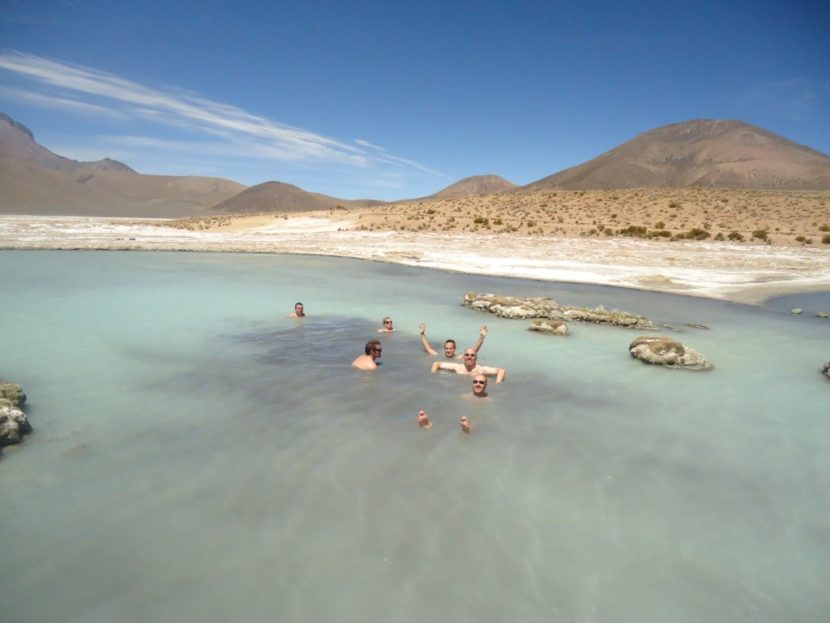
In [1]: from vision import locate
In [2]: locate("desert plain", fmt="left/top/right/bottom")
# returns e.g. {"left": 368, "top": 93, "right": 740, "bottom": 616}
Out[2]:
{"left": 3, "top": 187, "right": 830, "bottom": 305}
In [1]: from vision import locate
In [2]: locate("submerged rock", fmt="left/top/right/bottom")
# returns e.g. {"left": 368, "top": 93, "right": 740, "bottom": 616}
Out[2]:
{"left": 791, "top": 308, "right": 802, "bottom": 315}
{"left": 529, "top": 319, "right": 569, "bottom": 335}
{"left": 0, "top": 381, "right": 31, "bottom": 448}
{"left": 463, "top": 292, "right": 654, "bottom": 329}
{"left": 1, "top": 404, "right": 30, "bottom": 446}
{"left": 817, "top": 311, "right": 829, "bottom": 319}
{"left": 0, "top": 381, "right": 26, "bottom": 407}
{"left": 463, "top": 292, "right": 559, "bottom": 318}
{"left": 554, "top": 305, "right": 654, "bottom": 329}
{"left": 629, "top": 336, "right": 713, "bottom": 371}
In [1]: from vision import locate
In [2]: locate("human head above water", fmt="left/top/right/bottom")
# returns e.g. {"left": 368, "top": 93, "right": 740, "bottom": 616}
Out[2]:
{"left": 472, "top": 374, "right": 488, "bottom": 395}
{"left": 294, "top": 302, "right": 304, "bottom": 316}
{"left": 443, "top": 339, "right": 457, "bottom": 357}
{"left": 365, "top": 339, "right": 382, "bottom": 356}
{"left": 462, "top": 349, "right": 477, "bottom": 368}
{"left": 382, "top": 316, "right": 394, "bottom": 329}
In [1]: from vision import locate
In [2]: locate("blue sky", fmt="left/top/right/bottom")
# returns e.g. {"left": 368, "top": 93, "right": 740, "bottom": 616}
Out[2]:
{"left": 1, "top": 0, "right": 828, "bottom": 200}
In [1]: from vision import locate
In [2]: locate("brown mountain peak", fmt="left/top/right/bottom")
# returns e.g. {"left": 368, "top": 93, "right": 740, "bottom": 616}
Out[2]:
{"left": 430, "top": 174, "right": 516, "bottom": 199}
{"left": 526, "top": 119, "right": 830, "bottom": 191}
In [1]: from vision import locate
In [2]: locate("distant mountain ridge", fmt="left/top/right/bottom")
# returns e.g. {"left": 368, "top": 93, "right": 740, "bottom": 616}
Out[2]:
{"left": 3, "top": 113, "right": 830, "bottom": 218}
{"left": 429, "top": 174, "right": 516, "bottom": 199}
{"left": 525, "top": 119, "right": 830, "bottom": 191}
{"left": 0, "top": 112, "right": 244, "bottom": 217}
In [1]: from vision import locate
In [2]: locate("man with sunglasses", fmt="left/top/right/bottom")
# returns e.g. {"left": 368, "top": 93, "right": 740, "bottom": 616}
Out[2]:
{"left": 419, "top": 323, "right": 488, "bottom": 359}
{"left": 352, "top": 339, "right": 383, "bottom": 370}
{"left": 378, "top": 316, "right": 396, "bottom": 332}
{"left": 469, "top": 374, "right": 490, "bottom": 398}
{"left": 431, "top": 348, "right": 506, "bottom": 383}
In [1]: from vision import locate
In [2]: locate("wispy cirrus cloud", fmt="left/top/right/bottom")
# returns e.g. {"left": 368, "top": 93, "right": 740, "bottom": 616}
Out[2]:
{"left": 0, "top": 51, "right": 444, "bottom": 186}
{"left": 0, "top": 86, "right": 127, "bottom": 118}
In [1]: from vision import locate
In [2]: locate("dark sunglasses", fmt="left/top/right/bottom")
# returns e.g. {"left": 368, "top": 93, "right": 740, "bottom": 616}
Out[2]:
{"left": 473, "top": 380, "right": 486, "bottom": 385}
{"left": 463, "top": 353, "right": 476, "bottom": 357}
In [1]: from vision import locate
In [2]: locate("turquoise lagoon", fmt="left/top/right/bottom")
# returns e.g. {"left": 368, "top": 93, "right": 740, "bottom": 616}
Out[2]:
{"left": 1, "top": 250, "right": 829, "bottom": 623}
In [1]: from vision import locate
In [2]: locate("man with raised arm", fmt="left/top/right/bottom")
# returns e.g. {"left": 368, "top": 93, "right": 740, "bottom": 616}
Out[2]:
{"left": 431, "top": 348, "right": 506, "bottom": 383}
{"left": 419, "top": 324, "right": 487, "bottom": 359}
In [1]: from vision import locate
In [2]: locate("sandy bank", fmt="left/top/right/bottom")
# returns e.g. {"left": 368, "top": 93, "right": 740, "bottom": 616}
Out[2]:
{"left": 2, "top": 214, "right": 830, "bottom": 305}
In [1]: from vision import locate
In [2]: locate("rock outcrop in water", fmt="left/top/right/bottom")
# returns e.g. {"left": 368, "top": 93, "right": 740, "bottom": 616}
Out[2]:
{"left": 0, "top": 381, "right": 30, "bottom": 447}
{"left": 0, "top": 381, "right": 27, "bottom": 407}
{"left": 629, "top": 336, "right": 713, "bottom": 371}
{"left": 822, "top": 361, "right": 830, "bottom": 380}
{"left": 529, "top": 319, "right": 569, "bottom": 335}
{"left": 463, "top": 292, "right": 654, "bottom": 329}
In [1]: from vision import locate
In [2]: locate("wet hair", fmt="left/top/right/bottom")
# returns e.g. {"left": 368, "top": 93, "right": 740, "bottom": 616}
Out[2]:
{"left": 382, "top": 316, "right": 392, "bottom": 324}
{"left": 295, "top": 302, "right": 303, "bottom": 308}
{"left": 444, "top": 339, "right": 456, "bottom": 348}
{"left": 365, "top": 339, "right": 382, "bottom": 355}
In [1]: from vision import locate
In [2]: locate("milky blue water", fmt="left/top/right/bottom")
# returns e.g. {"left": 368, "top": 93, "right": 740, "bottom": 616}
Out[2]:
{"left": 2, "top": 250, "right": 829, "bottom": 623}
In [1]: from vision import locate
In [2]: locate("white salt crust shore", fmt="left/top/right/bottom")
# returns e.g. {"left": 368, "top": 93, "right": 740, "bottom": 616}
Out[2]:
{"left": 2, "top": 215, "right": 830, "bottom": 305}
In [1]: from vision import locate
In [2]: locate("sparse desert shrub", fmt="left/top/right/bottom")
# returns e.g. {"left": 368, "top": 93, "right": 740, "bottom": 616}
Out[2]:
{"left": 673, "top": 228, "right": 710, "bottom": 240}
{"left": 668, "top": 201, "right": 680, "bottom": 209}
{"left": 687, "top": 228, "right": 711, "bottom": 240}
{"left": 493, "top": 218, "right": 503, "bottom": 225}
{"left": 648, "top": 230, "right": 672, "bottom": 238}
{"left": 426, "top": 208, "right": 436, "bottom": 215}
{"left": 823, "top": 235, "right": 830, "bottom": 244}
{"left": 654, "top": 221, "right": 665, "bottom": 229}
{"left": 728, "top": 231, "right": 744, "bottom": 241}
{"left": 714, "top": 233, "right": 725, "bottom": 241}
{"left": 618, "top": 225, "right": 647, "bottom": 237}
{"left": 819, "top": 224, "right": 830, "bottom": 232}
{"left": 526, "top": 220, "right": 536, "bottom": 227}
{"left": 473, "top": 217, "right": 489, "bottom": 225}
{"left": 752, "top": 229, "right": 768, "bottom": 241}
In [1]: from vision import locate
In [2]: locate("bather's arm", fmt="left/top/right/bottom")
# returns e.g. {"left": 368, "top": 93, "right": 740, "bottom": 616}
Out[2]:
{"left": 420, "top": 323, "right": 438, "bottom": 356}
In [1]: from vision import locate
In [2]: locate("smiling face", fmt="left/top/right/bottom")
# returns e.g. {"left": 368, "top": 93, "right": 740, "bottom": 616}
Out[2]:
{"left": 443, "top": 339, "right": 457, "bottom": 358}
{"left": 382, "top": 317, "right": 394, "bottom": 330}
{"left": 472, "top": 374, "right": 488, "bottom": 396}
{"left": 462, "top": 349, "right": 478, "bottom": 370}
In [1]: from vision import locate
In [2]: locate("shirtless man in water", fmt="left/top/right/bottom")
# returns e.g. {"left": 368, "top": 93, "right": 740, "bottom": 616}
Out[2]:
{"left": 431, "top": 349, "right": 506, "bottom": 383}
{"left": 289, "top": 302, "right": 305, "bottom": 318}
{"left": 468, "top": 374, "right": 490, "bottom": 399}
{"left": 352, "top": 339, "right": 382, "bottom": 370}
{"left": 419, "top": 324, "right": 487, "bottom": 359}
